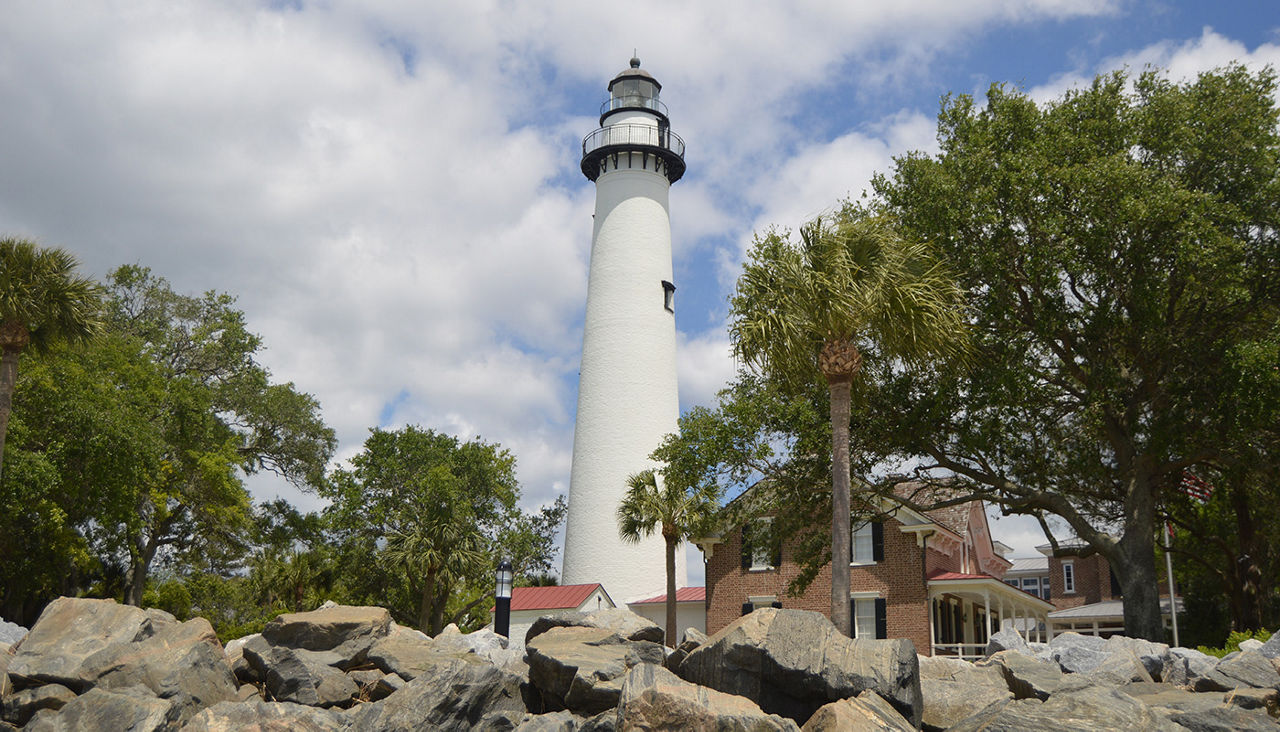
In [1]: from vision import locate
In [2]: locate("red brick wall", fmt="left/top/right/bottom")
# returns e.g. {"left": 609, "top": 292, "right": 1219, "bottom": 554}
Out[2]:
{"left": 705, "top": 516, "right": 933, "bottom": 655}
{"left": 1047, "top": 553, "right": 1118, "bottom": 609}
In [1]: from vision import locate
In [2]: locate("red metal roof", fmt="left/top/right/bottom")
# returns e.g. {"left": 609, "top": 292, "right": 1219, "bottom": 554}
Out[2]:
{"left": 509, "top": 584, "right": 605, "bottom": 612}
{"left": 629, "top": 586, "right": 706, "bottom": 605}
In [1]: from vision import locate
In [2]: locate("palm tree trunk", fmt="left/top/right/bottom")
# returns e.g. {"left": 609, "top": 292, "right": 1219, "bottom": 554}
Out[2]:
{"left": 0, "top": 345, "right": 21, "bottom": 482}
{"left": 828, "top": 375, "right": 853, "bottom": 637}
{"left": 419, "top": 566, "right": 437, "bottom": 633}
{"left": 665, "top": 535, "right": 677, "bottom": 648}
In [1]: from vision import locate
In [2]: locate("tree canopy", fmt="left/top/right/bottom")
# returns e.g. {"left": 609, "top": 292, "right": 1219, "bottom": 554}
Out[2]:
{"left": 858, "top": 64, "right": 1280, "bottom": 639}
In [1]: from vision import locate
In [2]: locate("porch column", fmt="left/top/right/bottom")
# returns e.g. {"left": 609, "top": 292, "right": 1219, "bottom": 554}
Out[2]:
{"left": 927, "top": 596, "right": 936, "bottom": 656}
{"left": 983, "top": 590, "right": 992, "bottom": 642}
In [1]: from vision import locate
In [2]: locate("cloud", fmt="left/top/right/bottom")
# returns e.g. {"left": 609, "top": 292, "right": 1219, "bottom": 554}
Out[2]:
{"left": 0, "top": 0, "right": 1134, "bottom": 554}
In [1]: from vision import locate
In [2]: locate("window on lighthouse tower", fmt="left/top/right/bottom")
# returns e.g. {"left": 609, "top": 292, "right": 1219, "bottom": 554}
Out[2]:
{"left": 662, "top": 280, "right": 676, "bottom": 313}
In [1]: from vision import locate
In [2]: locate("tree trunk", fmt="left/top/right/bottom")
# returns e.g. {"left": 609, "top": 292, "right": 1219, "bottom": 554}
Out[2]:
{"left": 126, "top": 534, "right": 155, "bottom": 607}
{"left": 419, "top": 566, "right": 437, "bottom": 633}
{"left": 664, "top": 534, "right": 677, "bottom": 648}
{"left": 1116, "top": 483, "right": 1163, "bottom": 641}
{"left": 828, "top": 375, "right": 853, "bottom": 637}
{"left": 1229, "top": 482, "right": 1264, "bottom": 631}
{"left": 0, "top": 345, "right": 22, "bottom": 482}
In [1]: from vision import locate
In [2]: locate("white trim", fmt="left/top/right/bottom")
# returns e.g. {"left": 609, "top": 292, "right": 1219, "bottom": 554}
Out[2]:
{"left": 1062, "top": 560, "right": 1076, "bottom": 594}
{"left": 849, "top": 591, "right": 882, "bottom": 599}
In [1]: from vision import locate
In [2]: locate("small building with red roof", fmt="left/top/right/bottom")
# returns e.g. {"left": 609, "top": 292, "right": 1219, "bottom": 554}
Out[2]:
{"left": 504, "top": 583, "right": 614, "bottom": 645}
{"left": 625, "top": 586, "right": 707, "bottom": 637}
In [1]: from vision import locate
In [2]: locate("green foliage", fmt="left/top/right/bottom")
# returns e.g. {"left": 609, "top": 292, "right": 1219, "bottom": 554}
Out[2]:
{"left": 854, "top": 64, "right": 1280, "bottom": 640}
{"left": 323, "top": 426, "right": 558, "bottom": 634}
{"left": 1196, "top": 628, "right": 1273, "bottom": 659}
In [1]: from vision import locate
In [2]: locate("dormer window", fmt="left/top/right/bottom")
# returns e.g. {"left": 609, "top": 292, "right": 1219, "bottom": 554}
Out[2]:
{"left": 662, "top": 280, "right": 676, "bottom": 312}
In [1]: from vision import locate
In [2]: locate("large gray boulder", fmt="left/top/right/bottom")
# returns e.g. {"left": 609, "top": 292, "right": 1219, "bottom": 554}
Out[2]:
{"left": 348, "top": 654, "right": 527, "bottom": 731}
{"left": 525, "top": 608, "right": 664, "bottom": 646}
{"left": 800, "top": 691, "right": 914, "bottom": 731}
{"left": 364, "top": 628, "right": 460, "bottom": 682}
{"left": 948, "top": 683, "right": 1183, "bottom": 731}
{"left": 1214, "top": 649, "right": 1280, "bottom": 690}
{"left": 1101, "top": 635, "right": 1168, "bottom": 679}
{"left": 919, "top": 677, "right": 1013, "bottom": 730}
{"left": 1257, "top": 632, "right": 1280, "bottom": 660}
{"left": 260, "top": 605, "right": 391, "bottom": 666}
{"left": 526, "top": 626, "right": 665, "bottom": 715}
{"left": 181, "top": 700, "right": 349, "bottom": 731}
{"left": 1161, "top": 646, "right": 1221, "bottom": 690}
{"left": 984, "top": 627, "right": 1030, "bottom": 657}
{"left": 1045, "top": 632, "right": 1107, "bottom": 674}
{"left": 1, "top": 683, "right": 76, "bottom": 727}
{"left": 916, "top": 654, "right": 1007, "bottom": 688}
{"left": 6, "top": 598, "right": 172, "bottom": 691}
{"left": 977, "top": 650, "right": 1065, "bottom": 700}
{"left": 512, "top": 710, "right": 582, "bottom": 731}
{"left": 615, "top": 663, "right": 798, "bottom": 731}
{"left": 676, "top": 608, "right": 922, "bottom": 728}
{"left": 0, "top": 619, "right": 25, "bottom": 647}
{"left": 1165, "top": 705, "right": 1280, "bottom": 731}
{"left": 23, "top": 686, "right": 179, "bottom": 732}
{"left": 79, "top": 617, "right": 238, "bottom": 723}
{"left": 241, "top": 642, "right": 358, "bottom": 708}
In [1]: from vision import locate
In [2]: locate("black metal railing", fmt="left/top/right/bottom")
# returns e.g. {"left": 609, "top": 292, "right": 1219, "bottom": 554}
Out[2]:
{"left": 599, "top": 94, "right": 669, "bottom": 118}
{"left": 581, "top": 123, "right": 685, "bottom": 159}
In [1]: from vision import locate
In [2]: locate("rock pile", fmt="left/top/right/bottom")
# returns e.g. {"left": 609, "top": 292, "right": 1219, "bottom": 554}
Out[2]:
{"left": 2, "top": 599, "right": 1278, "bottom": 730}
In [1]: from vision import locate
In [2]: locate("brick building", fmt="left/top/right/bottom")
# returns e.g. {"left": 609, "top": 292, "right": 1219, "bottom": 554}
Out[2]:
{"left": 696, "top": 483, "right": 1055, "bottom": 659}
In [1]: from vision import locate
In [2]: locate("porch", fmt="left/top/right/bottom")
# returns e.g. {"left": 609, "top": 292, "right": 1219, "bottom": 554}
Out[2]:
{"left": 927, "top": 571, "right": 1056, "bottom": 660}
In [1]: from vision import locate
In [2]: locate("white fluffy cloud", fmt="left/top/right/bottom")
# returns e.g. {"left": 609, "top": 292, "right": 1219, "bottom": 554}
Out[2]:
{"left": 14, "top": 0, "right": 1241, "bottom": 575}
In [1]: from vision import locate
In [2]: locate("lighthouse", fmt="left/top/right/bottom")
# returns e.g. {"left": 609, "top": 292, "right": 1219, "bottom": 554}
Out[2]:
{"left": 561, "top": 57, "right": 687, "bottom": 603}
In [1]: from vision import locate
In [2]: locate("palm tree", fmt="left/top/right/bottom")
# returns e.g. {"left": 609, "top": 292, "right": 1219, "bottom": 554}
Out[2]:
{"left": 0, "top": 238, "right": 101, "bottom": 479}
{"left": 617, "top": 468, "right": 716, "bottom": 647}
{"left": 729, "top": 211, "right": 967, "bottom": 637}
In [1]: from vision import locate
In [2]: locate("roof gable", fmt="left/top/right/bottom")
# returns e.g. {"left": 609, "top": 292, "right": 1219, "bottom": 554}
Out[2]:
{"left": 509, "top": 583, "right": 610, "bottom": 611}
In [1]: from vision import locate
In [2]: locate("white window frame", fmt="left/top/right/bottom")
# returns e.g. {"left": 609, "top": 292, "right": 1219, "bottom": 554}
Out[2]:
{"left": 850, "top": 521, "right": 876, "bottom": 566}
{"left": 748, "top": 595, "right": 777, "bottom": 611}
{"left": 750, "top": 518, "right": 774, "bottom": 571}
{"left": 1062, "top": 560, "right": 1075, "bottom": 594}
{"left": 851, "top": 591, "right": 879, "bottom": 639}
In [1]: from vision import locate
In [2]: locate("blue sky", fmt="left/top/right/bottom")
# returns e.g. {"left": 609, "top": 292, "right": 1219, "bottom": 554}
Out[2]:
{"left": 1, "top": 1, "right": 1277, "bottom": 586}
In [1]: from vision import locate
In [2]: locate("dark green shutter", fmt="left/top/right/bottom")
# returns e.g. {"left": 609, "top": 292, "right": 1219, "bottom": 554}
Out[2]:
{"left": 771, "top": 541, "right": 782, "bottom": 568}
{"left": 741, "top": 602, "right": 753, "bottom": 616}
{"left": 850, "top": 598, "right": 858, "bottom": 638}
{"left": 740, "top": 524, "right": 751, "bottom": 570}
{"left": 875, "top": 598, "right": 887, "bottom": 639}
{"left": 872, "top": 522, "right": 884, "bottom": 562}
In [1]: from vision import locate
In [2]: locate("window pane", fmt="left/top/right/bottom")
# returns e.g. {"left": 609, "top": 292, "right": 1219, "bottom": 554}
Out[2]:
{"left": 852, "top": 523, "right": 874, "bottom": 563}
{"left": 854, "top": 598, "right": 877, "bottom": 638}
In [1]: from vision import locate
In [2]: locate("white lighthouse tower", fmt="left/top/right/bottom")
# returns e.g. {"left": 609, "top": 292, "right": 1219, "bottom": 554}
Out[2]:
{"left": 561, "top": 57, "right": 687, "bottom": 603}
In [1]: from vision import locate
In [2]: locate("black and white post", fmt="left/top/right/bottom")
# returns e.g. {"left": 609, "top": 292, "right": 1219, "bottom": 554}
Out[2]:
{"left": 494, "top": 559, "right": 513, "bottom": 638}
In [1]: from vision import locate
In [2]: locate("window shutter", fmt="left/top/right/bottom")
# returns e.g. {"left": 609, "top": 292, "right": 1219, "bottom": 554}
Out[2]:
{"left": 741, "top": 602, "right": 753, "bottom": 616}
{"left": 740, "top": 524, "right": 751, "bottom": 570}
{"left": 772, "top": 542, "right": 782, "bottom": 569}
{"left": 871, "top": 522, "right": 884, "bottom": 562}
{"left": 875, "top": 598, "right": 887, "bottom": 639}
{"left": 771, "top": 601, "right": 782, "bottom": 609}
{"left": 850, "top": 599, "right": 858, "bottom": 638}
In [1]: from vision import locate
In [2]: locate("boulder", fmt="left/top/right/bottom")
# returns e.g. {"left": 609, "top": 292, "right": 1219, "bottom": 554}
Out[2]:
{"left": 616, "top": 663, "right": 798, "bottom": 731}
{"left": 181, "top": 700, "right": 348, "bottom": 731}
{"left": 1161, "top": 647, "right": 1221, "bottom": 690}
{"left": 1045, "top": 632, "right": 1108, "bottom": 674}
{"left": 526, "top": 626, "right": 665, "bottom": 715}
{"left": 525, "top": 608, "right": 664, "bottom": 646}
{"left": 431, "top": 627, "right": 528, "bottom": 676}
{"left": 79, "top": 617, "right": 238, "bottom": 723}
{"left": 948, "top": 683, "right": 1183, "bottom": 731}
{"left": 580, "top": 709, "right": 617, "bottom": 732}
{"left": 984, "top": 627, "right": 1029, "bottom": 657}
{"left": 1257, "top": 633, "right": 1280, "bottom": 660}
{"left": 1239, "top": 638, "right": 1264, "bottom": 653}
{"left": 348, "top": 654, "right": 526, "bottom": 731}
{"left": 1, "top": 683, "right": 76, "bottom": 727}
{"left": 1117, "top": 681, "right": 1223, "bottom": 715}
{"left": 260, "top": 605, "right": 391, "bottom": 666}
{"left": 1165, "top": 705, "right": 1280, "bottom": 731}
{"left": 241, "top": 642, "right": 357, "bottom": 708}
{"left": 1101, "top": 635, "right": 1168, "bottom": 678}
{"left": 1214, "top": 649, "right": 1280, "bottom": 690}
{"left": 676, "top": 608, "right": 922, "bottom": 728}
{"left": 6, "top": 597, "right": 170, "bottom": 691}
{"left": 977, "top": 650, "right": 1065, "bottom": 700}
{"left": 662, "top": 629, "right": 706, "bottom": 673}
{"left": 513, "top": 709, "right": 582, "bottom": 731}
{"left": 1223, "top": 686, "right": 1279, "bottom": 713}
{"left": 919, "top": 677, "right": 1012, "bottom": 730}
{"left": 916, "top": 655, "right": 1006, "bottom": 688}
{"left": 22, "top": 685, "right": 179, "bottom": 732}
{"left": 364, "top": 629, "right": 459, "bottom": 682}
{"left": 0, "top": 619, "right": 25, "bottom": 647}
{"left": 800, "top": 691, "right": 913, "bottom": 731}
{"left": 1048, "top": 631, "right": 1106, "bottom": 653}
